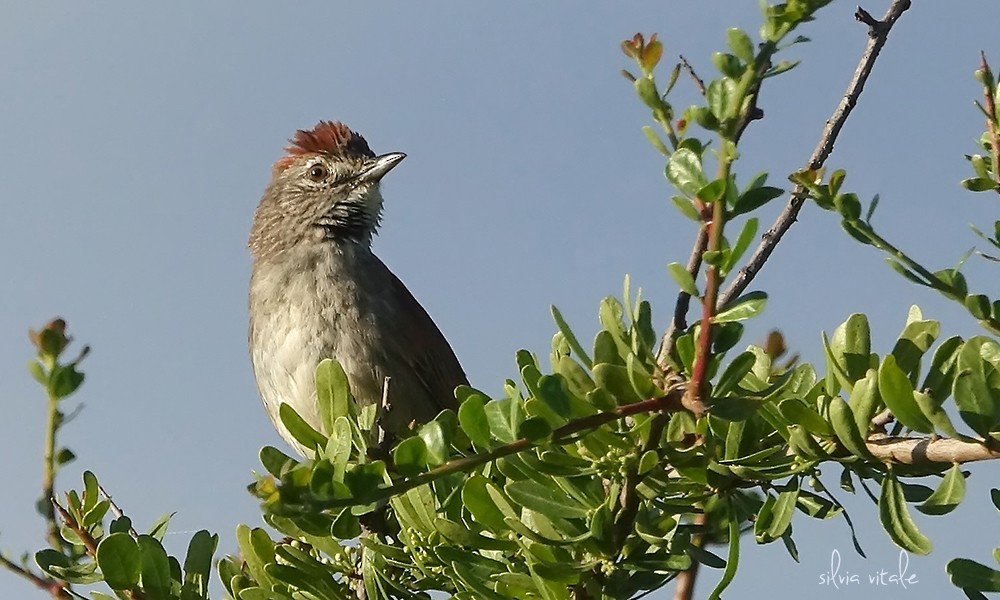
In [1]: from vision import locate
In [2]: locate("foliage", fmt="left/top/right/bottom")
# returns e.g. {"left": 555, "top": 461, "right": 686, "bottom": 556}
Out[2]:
{"left": 10, "top": 2, "right": 1000, "bottom": 600}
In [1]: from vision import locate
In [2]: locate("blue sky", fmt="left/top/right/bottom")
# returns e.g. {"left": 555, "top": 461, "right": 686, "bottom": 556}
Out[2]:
{"left": 2, "top": 2, "right": 1000, "bottom": 598}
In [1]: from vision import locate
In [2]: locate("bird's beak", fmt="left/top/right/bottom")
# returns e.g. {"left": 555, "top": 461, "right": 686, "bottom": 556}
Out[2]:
{"left": 359, "top": 152, "right": 406, "bottom": 183}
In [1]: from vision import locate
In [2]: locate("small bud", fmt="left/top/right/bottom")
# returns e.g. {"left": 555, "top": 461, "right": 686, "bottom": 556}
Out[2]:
{"left": 764, "top": 330, "right": 787, "bottom": 359}
{"left": 29, "top": 318, "right": 70, "bottom": 359}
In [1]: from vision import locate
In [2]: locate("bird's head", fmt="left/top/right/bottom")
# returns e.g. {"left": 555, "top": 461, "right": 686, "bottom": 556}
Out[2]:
{"left": 249, "top": 121, "right": 405, "bottom": 259}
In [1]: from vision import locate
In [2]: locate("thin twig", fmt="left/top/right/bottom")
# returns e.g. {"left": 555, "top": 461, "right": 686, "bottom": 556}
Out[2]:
{"left": 673, "top": 511, "right": 708, "bottom": 600}
{"left": 98, "top": 484, "right": 138, "bottom": 537}
{"left": 313, "top": 388, "right": 686, "bottom": 510}
{"left": 51, "top": 500, "right": 97, "bottom": 556}
{"left": 41, "top": 392, "right": 61, "bottom": 552}
{"left": 718, "top": 0, "right": 912, "bottom": 308}
{"left": 613, "top": 414, "right": 668, "bottom": 547}
{"left": 0, "top": 553, "right": 70, "bottom": 599}
{"left": 657, "top": 40, "right": 771, "bottom": 367}
{"left": 679, "top": 55, "right": 706, "bottom": 96}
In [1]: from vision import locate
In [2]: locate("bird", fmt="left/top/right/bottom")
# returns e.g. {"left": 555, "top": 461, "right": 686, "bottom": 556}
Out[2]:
{"left": 247, "top": 121, "right": 467, "bottom": 456}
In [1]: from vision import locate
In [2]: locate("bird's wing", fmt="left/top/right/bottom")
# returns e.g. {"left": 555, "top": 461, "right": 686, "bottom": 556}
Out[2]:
{"left": 380, "top": 257, "right": 467, "bottom": 413}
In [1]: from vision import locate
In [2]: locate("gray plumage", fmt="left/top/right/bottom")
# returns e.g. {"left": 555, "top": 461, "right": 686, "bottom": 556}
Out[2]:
{"left": 248, "top": 121, "right": 466, "bottom": 456}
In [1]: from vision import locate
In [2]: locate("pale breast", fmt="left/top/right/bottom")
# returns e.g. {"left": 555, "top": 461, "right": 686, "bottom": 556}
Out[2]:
{"left": 249, "top": 242, "right": 386, "bottom": 454}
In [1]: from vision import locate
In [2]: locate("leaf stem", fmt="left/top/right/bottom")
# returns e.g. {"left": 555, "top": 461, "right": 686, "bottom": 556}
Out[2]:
{"left": 42, "top": 389, "right": 61, "bottom": 553}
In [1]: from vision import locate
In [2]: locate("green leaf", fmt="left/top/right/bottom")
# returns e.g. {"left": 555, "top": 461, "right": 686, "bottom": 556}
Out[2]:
{"left": 712, "top": 291, "right": 767, "bottom": 324}
{"left": 961, "top": 177, "right": 1000, "bottom": 192}
{"left": 916, "top": 464, "right": 966, "bottom": 516}
{"left": 778, "top": 399, "right": 832, "bottom": 436}
{"left": 733, "top": 186, "right": 783, "bottom": 216}
{"left": 886, "top": 258, "right": 930, "bottom": 286}
{"left": 955, "top": 337, "right": 1000, "bottom": 437}
{"left": 463, "top": 475, "right": 519, "bottom": 532}
{"left": 847, "top": 370, "right": 880, "bottom": 436}
{"left": 83, "top": 470, "right": 99, "bottom": 512}
{"left": 331, "top": 507, "right": 361, "bottom": 540}
{"left": 668, "top": 262, "right": 699, "bottom": 296}
{"left": 593, "top": 363, "right": 641, "bottom": 404}
{"left": 948, "top": 558, "right": 1000, "bottom": 592}
{"left": 878, "top": 355, "right": 933, "bottom": 433}
{"left": 483, "top": 398, "right": 518, "bottom": 443}
{"left": 458, "top": 392, "right": 491, "bottom": 448}
{"left": 715, "top": 351, "right": 755, "bottom": 397}
{"left": 551, "top": 305, "right": 592, "bottom": 369}
{"left": 762, "top": 485, "right": 799, "bottom": 541}
{"left": 666, "top": 148, "right": 708, "bottom": 196}
{"left": 534, "top": 374, "right": 574, "bottom": 419}
{"left": 726, "top": 27, "right": 754, "bottom": 62}
{"left": 96, "top": 532, "right": 141, "bottom": 590}
{"left": 517, "top": 416, "right": 552, "bottom": 442}
{"left": 891, "top": 315, "right": 940, "bottom": 384}
{"left": 830, "top": 313, "right": 872, "bottom": 387}
{"left": 315, "top": 358, "right": 350, "bottom": 433}
{"left": 671, "top": 195, "right": 701, "bottom": 221}
{"left": 278, "top": 403, "right": 326, "bottom": 451}
{"left": 327, "top": 417, "right": 352, "bottom": 482}
{"left": 137, "top": 535, "right": 172, "bottom": 600}
{"left": 786, "top": 424, "right": 828, "bottom": 460}
{"left": 235, "top": 526, "right": 276, "bottom": 590}
{"left": 698, "top": 178, "right": 728, "bottom": 203}
{"left": 345, "top": 462, "right": 387, "bottom": 503}
{"left": 724, "top": 217, "right": 759, "bottom": 272}
{"left": 713, "top": 322, "right": 744, "bottom": 354}
{"left": 764, "top": 59, "right": 800, "bottom": 77}
{"left": 922, "top": 335, "right": 963, "bottom": 399}
{"left": 642, "top": 125, "right": 669, "bottom": 156}
{"left": 712, "top": 52, "right": 743, "bottom": 78}
{"left": 146, "top": 513, "right": 174, "bottom": 540}
{"left": 108, "top": 515, "right": 132, "bottom": 533}
{"left": 435, "top": 518, "right": 517, "bottom": 551}
{"left": 182, "top": 530, "right": 218, "bottom": 599}
{"left": 505, "top": 480, "right": 589, "bottom": 519}
{"left": 829, "top": 397, "right": 872, "bottom": 459}
{"left": 27, "top": 360, "right": 47, "bottom": 385}
{"left": 878, "top": 472, "right": 932, "bottom": 555}
{"left": 967, "top": 294, "right": 993, "bottom": 320}
{"left": 710, "top": 396, "right": 759, "bottom": 421}
{"left": 36, "top": 549, "right": 100, "bottom": 583}
{"left": 49, "top": 364, "right": 84, "bottom": 398}
{"left": 418, "top": 420, "right": 449, "bottom": 466}
{"left": 934, "top": 268, "right": 968, "bottom": 296}
{"left": 392, "top": 436, "right": 428, "bottom": 474}
{"left": 687, "top": 544, "right": 727, "bottom": 568}
{"left": 707, "top": 78, "right": 738, "bottom": 121}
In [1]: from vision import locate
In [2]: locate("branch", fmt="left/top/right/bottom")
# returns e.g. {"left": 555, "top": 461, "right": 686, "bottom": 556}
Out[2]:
{"left": 51, "top": 500, "right": 97, "bottom": 556}
{"left": 672, "top": 511, "right": 707, "bottom": 600}
{"left": 866, "top": 434, "right": 1000, "bottom": 464}
{"left": 679, "top": 54, "right": 706, "bottom": 96}
{"left": 656, "top": 228, "right": 708, "bottom": 367}
{"left": 313, "top": 388, "right": 686, "bottom": 510}
{"left": 0, "top": 553, "right": 70, "bottom": 599}
{"left": 718, "top": 0, "right": 912, "bottom": 308}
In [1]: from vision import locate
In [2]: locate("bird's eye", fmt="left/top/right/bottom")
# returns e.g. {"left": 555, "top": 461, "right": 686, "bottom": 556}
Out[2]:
{"left": 307, "top": 163, "right": 329, "bottom": 181}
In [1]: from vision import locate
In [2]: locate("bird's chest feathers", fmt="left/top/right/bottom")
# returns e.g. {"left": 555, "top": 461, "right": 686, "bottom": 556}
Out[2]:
{"left": 250, "top": 244, "right": 388, "bottom": 422}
